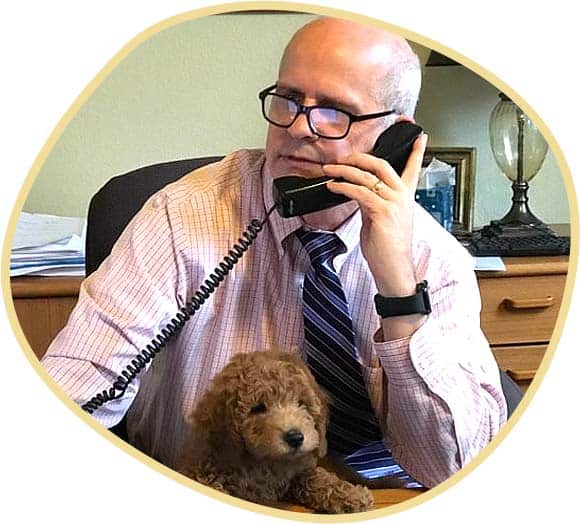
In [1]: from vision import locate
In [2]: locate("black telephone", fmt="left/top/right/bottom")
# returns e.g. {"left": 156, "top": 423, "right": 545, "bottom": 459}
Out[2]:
{"left": 273, "top": 121, "right": 423, "bottom": 217}
{"left": 82, "top": 121, "right": 423, "bottom": 414}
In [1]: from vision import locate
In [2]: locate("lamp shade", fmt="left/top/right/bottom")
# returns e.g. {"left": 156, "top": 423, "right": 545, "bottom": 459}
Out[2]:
{"left": 489, "top": 93, "right": 548, "bottom": 182}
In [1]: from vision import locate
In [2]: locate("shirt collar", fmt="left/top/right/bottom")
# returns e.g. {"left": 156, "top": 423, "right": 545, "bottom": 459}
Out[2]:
{"left": 333, "top": 208, "right": 362, "bottom": 254}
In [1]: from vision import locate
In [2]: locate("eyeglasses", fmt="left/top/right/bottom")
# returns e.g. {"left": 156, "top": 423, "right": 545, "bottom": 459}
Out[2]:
{"left": 258, "top": 84, "right": 396, "bottom": 139}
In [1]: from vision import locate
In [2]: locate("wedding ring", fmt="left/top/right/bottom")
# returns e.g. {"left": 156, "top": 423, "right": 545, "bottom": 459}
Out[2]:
{"left": 371, "top": 179, "right": 385, "bottom": 194}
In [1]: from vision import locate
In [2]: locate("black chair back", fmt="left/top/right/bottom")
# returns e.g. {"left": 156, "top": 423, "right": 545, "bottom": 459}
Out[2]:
{"left": 85, "top": 156, "right": 222, "bottom": 276}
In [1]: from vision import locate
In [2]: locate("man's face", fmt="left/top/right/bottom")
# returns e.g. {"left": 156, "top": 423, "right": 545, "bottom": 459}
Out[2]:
{"left": 264, "top": 38, "right": 390, "bottom": 181}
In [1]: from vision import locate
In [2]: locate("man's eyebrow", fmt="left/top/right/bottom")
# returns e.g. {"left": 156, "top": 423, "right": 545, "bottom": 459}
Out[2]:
{"left": 315, "top": 94, "right": 359, "bottom": 114}
{"left": 275, "top": 84, "right": 303, "bottom": 97}
{"left": 276, "top": 84, "right": 359, "bottom": 114}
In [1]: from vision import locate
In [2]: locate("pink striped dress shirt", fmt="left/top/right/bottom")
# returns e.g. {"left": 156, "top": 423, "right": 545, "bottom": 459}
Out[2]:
{"left": 42, "top": 149, "right": 507, "bottom": 487}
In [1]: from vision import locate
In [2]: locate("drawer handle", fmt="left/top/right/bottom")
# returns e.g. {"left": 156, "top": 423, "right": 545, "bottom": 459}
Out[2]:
{"left": 506, "top": 369, "right": 536, "bottom": 381}
{"left": 502, "top": 296, "right": 555, "bottom": 310}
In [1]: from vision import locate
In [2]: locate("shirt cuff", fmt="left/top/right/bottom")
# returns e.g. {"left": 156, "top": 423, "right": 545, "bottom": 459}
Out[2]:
{"left": 373, "top": 318, "right": 455, "bottom": 391}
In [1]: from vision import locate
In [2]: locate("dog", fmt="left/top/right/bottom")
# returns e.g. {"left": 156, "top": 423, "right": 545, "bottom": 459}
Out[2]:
{"left": 177, "top": 350, "right": 373, "bottom": 513}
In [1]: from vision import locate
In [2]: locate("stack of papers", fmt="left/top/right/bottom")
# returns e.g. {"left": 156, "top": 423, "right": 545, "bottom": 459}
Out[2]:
{"left": 10, "top": 212, "right": 86, "bottom": 277}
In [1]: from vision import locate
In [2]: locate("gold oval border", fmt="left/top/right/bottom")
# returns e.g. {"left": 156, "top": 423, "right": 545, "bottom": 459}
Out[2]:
{"left": 2, "top": 1, "right": 578, "bottom": 522}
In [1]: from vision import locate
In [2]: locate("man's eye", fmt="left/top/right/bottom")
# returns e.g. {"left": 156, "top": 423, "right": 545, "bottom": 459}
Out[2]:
{"left": 250, "top": 402, "right": 267, "bottom": 414}
{"left": 283, "top": 96, "right": 301, "bottom": 105}
{"left": 320, "top": 104, "right": 349, "bottom": 116}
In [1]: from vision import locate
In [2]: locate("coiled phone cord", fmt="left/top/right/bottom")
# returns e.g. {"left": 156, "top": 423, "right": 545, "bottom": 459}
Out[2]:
{"left": 82, "top": 204, "right": 277, "bottom": 414}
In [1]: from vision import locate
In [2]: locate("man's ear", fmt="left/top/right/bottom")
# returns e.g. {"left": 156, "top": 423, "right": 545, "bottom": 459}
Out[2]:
{"left": 395, "top": 115, "right": 416, "bottom": 124}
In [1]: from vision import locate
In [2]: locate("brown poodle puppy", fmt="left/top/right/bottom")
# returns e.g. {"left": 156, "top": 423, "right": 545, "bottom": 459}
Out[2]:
{"left": 177, "top": 350, "right": 373, "bottom": 513}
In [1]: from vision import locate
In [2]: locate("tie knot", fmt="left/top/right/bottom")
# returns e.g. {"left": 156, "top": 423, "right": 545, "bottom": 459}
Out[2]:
{"left": 296, "top": 229, "right": 345, "bottom": 267}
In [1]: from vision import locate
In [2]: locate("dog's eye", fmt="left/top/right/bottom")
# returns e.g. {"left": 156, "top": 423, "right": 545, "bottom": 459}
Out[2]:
{"left": 250, "top": 402, "right": 267, "bottom": 415}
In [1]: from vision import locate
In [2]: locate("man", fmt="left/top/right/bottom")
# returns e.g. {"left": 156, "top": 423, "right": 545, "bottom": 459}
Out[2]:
{"left": 42, "top": 17, "right": 507, "bottom": 488}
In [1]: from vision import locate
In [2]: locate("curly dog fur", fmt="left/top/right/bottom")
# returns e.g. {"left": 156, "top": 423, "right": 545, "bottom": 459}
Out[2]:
{"left": 177, "top": 350, "right": 373, "bottom": 513}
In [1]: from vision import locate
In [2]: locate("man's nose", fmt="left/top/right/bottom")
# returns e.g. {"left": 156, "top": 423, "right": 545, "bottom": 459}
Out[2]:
{"left": 287, "top": 112, "right": 316, "bottom": 140}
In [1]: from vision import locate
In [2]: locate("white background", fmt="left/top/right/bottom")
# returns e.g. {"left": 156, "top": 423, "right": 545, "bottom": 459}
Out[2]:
{"left": 2, "top": 1, "right": 578, "bottom": 522}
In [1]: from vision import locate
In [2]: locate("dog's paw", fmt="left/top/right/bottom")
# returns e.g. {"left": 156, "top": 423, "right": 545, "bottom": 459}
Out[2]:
{"left": 342, "top": 484, "right": 374, "bottom": 513}
{"left": 326, "top": 483, "right": 374, "bottom": 513}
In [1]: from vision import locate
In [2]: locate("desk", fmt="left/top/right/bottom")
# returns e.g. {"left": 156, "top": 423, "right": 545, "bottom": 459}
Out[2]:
{"left": 477, "top": 256, "right": 568, "bottom": 391}
{"left": 10, "top": 276, "right": 83, "bottom": 360}
{"left": 274, "top": 487, "right": 425, "bottom": 513}
{"left": 10, "top": 255, "right": 569, "bottom": 387}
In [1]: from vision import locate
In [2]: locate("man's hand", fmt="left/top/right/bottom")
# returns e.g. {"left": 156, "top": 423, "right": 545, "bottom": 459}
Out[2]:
{"left": 324, "top": 133, "right": 428, "bottom": 341}
{"left": 324, "top": 133, "right": 428, "bottom": 298}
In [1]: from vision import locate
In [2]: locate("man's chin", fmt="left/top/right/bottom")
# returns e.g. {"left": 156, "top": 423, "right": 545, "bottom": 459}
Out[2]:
{"left": 271, "top": 158, "right": 325, "bottom": 179}
{"left": 301, "top": 200, "right": 359, "bottom": 231}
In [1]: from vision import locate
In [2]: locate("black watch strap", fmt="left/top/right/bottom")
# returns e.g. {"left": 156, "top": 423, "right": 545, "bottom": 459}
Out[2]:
{"left": 374, "top": 280, "right": 431, "bottom": 318}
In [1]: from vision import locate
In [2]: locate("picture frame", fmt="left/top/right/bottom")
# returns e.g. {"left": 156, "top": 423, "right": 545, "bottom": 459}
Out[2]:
{"left": 423, "top": 147, "right": 476, "bottom": 233}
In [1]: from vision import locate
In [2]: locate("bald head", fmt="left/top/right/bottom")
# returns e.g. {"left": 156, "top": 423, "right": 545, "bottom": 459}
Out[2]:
{"left": 280, "top": 17, "right": 421, "bottom": 117}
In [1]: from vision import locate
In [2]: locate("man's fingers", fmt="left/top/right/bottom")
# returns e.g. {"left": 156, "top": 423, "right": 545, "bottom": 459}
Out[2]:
{"left": 323, "top": 154, "right": 401, "bottom": 190}
{"left": 400, "top": 133, "right": 428, "bottom": 192}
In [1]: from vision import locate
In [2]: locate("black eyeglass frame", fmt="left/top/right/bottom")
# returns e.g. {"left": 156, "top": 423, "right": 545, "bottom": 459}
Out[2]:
{"left": 258, "top": 84, "right": 396, "bottom": 139}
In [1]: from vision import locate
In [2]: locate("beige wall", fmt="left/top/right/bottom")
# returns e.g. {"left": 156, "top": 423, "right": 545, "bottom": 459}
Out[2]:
{"left": 24, "top": 12, "right": 569, "bottom": 228}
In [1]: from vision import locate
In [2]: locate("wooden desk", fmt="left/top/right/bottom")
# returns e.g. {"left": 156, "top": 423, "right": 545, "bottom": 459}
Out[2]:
{"left": 10, "top": 255, "right": 570, "bottom": 388}
{"left": 477, "top": 256, "right": 568, "bottom": 391}
{"left": 274, "top": 487, "right": 425, "bottom": 513}
{"left": 10, "top": 276, "right": 83, "bottom": 360}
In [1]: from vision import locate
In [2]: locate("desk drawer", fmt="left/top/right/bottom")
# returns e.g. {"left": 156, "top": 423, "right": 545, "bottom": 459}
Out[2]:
{"left": 13, "top": 296, "right": 78, "bottom": 360}
{"left": 479, "top": 274, "right": 566, "bottom": 345}
{"left": 492, "top": 344, "right": 547, "bottom": 392}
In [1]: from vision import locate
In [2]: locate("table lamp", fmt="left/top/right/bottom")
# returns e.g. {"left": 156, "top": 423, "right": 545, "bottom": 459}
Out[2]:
{"left": 488, "top": 92, "right": 549, "bottom": 229}
{"left": 464, "top": 95, "right": 569, "bottom": 256}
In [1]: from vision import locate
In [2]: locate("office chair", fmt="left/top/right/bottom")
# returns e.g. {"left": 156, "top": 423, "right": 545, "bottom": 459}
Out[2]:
{"left": 85, "top": 157, "right": 523, "bottom": 435}
{"left": 85, "top": 156, "right": 223, "bottom": 276}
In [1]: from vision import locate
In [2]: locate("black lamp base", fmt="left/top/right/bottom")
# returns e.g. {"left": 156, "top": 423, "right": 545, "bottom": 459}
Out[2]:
{"left": 479, "top": 220, "right": 555, "bottom": 239}
{"left": 493, "top": 180, "right": 549, "bottom": 229}
{"left": 465, "top": 181, "right": 569, "bottom": 256}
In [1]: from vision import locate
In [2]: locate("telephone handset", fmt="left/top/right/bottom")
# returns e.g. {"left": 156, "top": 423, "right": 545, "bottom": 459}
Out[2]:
{"left": 273, "top": 121, "right": 423, "bottom": 218}
{"left": 83, "top": 121, "right": 423, "bottom": 414}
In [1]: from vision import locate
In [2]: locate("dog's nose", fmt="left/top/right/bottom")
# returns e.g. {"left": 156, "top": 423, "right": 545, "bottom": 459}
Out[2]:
{"left": 284, "top": 428, "right": 304, "bottom": 449}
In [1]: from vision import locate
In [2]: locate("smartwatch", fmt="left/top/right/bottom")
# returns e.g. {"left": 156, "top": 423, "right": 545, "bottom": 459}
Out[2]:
{"left": 374, "top": 280, "right": 431, "bottom": 318}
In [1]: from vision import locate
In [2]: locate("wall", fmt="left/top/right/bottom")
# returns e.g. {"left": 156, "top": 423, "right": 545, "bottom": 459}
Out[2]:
{"left": 23, "top": 12, "right": 570, "bottom": 228}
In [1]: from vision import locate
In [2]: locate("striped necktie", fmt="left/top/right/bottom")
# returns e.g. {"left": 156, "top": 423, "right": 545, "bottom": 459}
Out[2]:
{"left": 296, "top": 229, "right": 421, "bottom": 487}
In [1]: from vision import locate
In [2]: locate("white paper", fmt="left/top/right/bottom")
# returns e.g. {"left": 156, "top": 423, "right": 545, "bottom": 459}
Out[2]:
{"left": 10, "top": 212, "right": 86, "bottom": 277}
{"left": 12, "top": 212, "right": 85, "bottom": 250}
{"left": 473, "top": 256, "right": 506, "bottom": 271}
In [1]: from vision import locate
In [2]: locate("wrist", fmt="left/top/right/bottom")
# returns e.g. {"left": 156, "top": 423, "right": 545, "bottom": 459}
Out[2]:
{"left": 375, "top": 272, "right": 417, "bottom": 297}
{"left": 379, "top": 314, "right": 426, "bottom": 342}
{"left": 374, "top": 280, "right": 431, "bottom": 318}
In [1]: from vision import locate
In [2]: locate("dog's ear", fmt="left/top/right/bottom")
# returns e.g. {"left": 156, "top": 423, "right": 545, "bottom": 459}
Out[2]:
{"left": 185, "top": 387, "right": 229, "bottom": 461}
{"left": 313, "top": 387, "right": 329, "bottom": 458}
{"left": 185, "top": 364, "right": 246, "bottom": 464}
